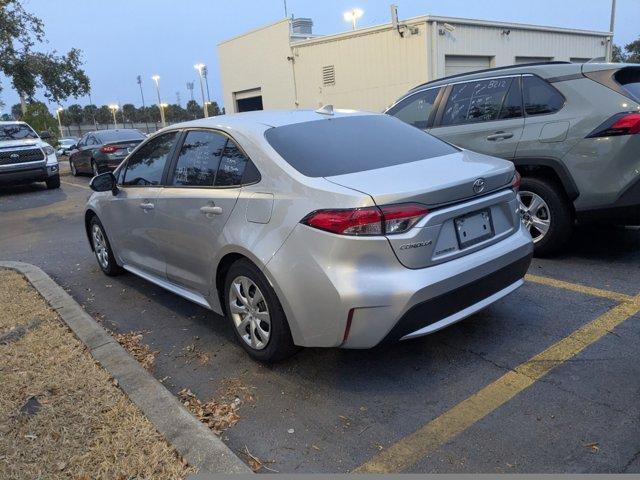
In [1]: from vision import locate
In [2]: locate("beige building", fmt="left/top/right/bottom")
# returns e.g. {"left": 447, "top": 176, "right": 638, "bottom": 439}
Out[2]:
{"left": 218, "top": 13, "right": 610, "bottom": 113}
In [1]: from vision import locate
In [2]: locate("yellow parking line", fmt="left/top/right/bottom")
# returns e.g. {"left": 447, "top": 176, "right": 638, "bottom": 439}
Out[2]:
{"left": 60, "top": 180, "right": 90, "bottom": 191}
{"left": 355, "top": 295, "right": 640, "bottom": 473}
{"left": 525, "top": 273, "right": 633, "bottom": 303}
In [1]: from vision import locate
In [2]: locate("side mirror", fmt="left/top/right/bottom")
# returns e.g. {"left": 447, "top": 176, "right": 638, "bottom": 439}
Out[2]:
{"left": 90, "top": 172, "right": 118, "bottom": 195}
{"left": 40, "top": 131, "right": 52, "bottom": 140}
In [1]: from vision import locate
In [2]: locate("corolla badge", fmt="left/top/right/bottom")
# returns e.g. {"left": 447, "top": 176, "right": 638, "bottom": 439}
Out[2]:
{"left": 473, "top": 178, "right": 486, "bottom": 194}
{"left": 10, "top": 153, "right": 19, "bottom": 159}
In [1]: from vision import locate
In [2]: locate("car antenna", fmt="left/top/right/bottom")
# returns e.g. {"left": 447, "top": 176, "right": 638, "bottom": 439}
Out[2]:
{"left": 315, "top": 104, "right": 334, "bottom": 116}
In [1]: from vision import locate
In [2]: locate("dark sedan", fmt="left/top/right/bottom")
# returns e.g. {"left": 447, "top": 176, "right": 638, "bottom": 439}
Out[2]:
{"left": 69, "top": 129, "right": 146, "bottom": 176}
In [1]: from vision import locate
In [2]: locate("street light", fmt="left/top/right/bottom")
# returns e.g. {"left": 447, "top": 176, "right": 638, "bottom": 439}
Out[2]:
{"left": 152, "top": 74, "right": 166, "bottom": 127}
{"left": 56, "top": 107, "right": 64, "bottom": 137}
{"left": 108, "top": 104, "right": 119, "bottom": 129}
{"left": 343, "top": 8, "right": 363, "bottom": 30}
{"left": 160, "top": 103, "right": 168, "bottom": 124}
{"left": 194, "top": 63, "right": 209, "bottom": 118}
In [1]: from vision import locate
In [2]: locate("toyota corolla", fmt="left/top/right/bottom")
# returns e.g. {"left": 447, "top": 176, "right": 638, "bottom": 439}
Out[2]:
{"left": 85, "top": 109, "right": 533, "bottom": 362}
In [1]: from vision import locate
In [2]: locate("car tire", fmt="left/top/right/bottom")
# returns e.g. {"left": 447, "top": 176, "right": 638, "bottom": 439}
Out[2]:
{"left": 91, "top": 160, "right": 100, "bottom": 177}
{"left": 223, "top": 259, "right": 298, "bottom": 363}
{"left": 89, "top": 216, "right": 123, "bottom": 276}
{"left": 45, "top": 174, "right": 60, "bottom": 190}
{"left": 518, "top": 176, "right": 572, "bottom": 256}
{"left": 70, "top": 160, "right": 79, "bottom": 176}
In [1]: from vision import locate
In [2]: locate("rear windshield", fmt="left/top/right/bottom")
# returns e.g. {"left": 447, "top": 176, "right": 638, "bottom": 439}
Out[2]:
{"left": 615, "top": 67, "right": 640, "bottom": 102}
{"left": 96, "top": 129, "right": 145, "bottom": 143}
{"left": 264, "top": 115, "right": 458, "bottom": 177}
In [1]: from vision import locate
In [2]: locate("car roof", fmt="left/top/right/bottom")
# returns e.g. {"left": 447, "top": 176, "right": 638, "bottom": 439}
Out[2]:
{"left": 405, "top": 61, "right": 589, "bottom": 94}
{"left": 167, "top": 109, "right": 375, "bottom": 130}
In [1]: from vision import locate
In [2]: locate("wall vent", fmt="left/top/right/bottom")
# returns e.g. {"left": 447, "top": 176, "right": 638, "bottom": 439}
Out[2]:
{"left": 322, "top": 65, "right": 335, "bottom": 86}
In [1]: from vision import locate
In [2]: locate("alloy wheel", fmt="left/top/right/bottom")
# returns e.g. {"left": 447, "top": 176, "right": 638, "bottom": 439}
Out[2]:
{"left": 228, "top": 276, "right": 271, "bottom": 350}
{"left": 518, "top": 190, "right": 551, "bottom": 243}
{"left": 92, "top": 162, "right": 99, "bottom": 177}
{"left": 70, "top": 160, "right": 77, "bottom": 176}
{"left": 92, "top": 224, "right": 109, "bottom": 269}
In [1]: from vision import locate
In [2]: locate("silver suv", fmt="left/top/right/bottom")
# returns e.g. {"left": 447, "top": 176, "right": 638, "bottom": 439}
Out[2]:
{"left": 387, "top": 62, "right": 640, "bottom": 255}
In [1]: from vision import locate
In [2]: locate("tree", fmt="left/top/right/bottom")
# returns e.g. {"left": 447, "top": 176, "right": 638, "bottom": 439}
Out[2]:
{"left": 186, "top": 100, "right": 201, "bottom": 119}
{"left": 22, "top": 101, "right": 58, "bottom": 141}
{"left": 66, "top": 104, "right": 84, "bottom": 135}
{"left": 612, "top": 44, "right": 627, "bottom": 63}
{"left": 11, "top": 103, "right": 22, "bottom": 120}
{"left": 83, "top": 104, "right": 97, "bottom": 127}
{"left": 95, "top": 105, "right": 112, "bottom": 127}
{"left": 624, "top": 38, "right": 640, "bottom": 64}
{"left": 0, "top": 0, "right": 90, "bottom": 112}
{"left": 209, "top": 100, "right": 222, "bottom": 116}
{"left": 122, "top": 103, "right": 137, "bottom": 127}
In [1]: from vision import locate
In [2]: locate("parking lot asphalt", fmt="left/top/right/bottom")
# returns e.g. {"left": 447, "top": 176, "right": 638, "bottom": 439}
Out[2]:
{"left": 1, "top": 169, "right": 639, "bottom": 474}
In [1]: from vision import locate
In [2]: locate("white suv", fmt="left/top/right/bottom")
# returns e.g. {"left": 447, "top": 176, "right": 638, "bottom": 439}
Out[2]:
{"left": 0, "top": 121, "right": 60, "bottom": 189}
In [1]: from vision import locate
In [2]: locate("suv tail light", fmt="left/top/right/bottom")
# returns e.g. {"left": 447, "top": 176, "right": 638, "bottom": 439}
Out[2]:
{"left": 100, "top": 145, "right": 122, "bottom": 153}
{"left": 301, "top": 203, "right": 429, "bottom": 236}
{"left": 587, "top": 113, "right": 640, "bottom": 138}
{"left": 511, "top": 171, "right": 521, "bottom": 192}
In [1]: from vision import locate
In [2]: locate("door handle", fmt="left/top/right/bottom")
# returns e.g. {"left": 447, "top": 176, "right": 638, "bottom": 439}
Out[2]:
{"left": 200, "top": 205, "right": 223, "bottom": 216}
{"left": 139, "top": 202, "right": 155, "bottom": 211}
{"left": 486, "top": 131, "right": 514, "bottom": 141}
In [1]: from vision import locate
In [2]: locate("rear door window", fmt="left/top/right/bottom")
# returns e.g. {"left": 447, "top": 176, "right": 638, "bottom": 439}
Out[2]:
{"left": 441, "top": 77, "right": 514, "bottom": 126}
{"left": 122, "top": 131, "right": 178, "bottom": 186}
{"left": 170, "top": 130, "right": 227, "bottom": 187}
{"left": 265, "top": 115, "right": 458, "bottom": 177}
{"left": 387, "top": 88, "right": 440, "bottom": 130}
{"left": 523, "top": 75, "right": 564, "bottom": 116}
{"left": 615, "top": 67, "right": 640, "bottom": 102}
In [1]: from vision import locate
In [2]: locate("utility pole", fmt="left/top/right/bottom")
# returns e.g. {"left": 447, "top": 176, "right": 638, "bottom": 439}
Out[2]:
{"left": 608, "top": 0, "right": 617, "bottom": 62}
{"left": 137, "top": 75, "right": 150, "bottom": 133}
{"left": 194, "top": 64, "right": 209, "bottom": 118}
{"left": 284, "top": 0, "right": 287, "bottom": 17}
{"left": 203, "top": 65, "right": 212, "bottom": 107}
{"left": 88, "top": 92, "right": 98, "bottom": 128}
{"left": 152, "top": 75, "right": 166, "bottom": 127}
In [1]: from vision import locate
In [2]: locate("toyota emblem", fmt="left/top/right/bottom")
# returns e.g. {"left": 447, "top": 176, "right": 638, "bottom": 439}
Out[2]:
{"left": 473, "top": 178, "right": 486, "bottom": 194}
{"left": 10, "top": 153, "right": 19, "bottom": 159}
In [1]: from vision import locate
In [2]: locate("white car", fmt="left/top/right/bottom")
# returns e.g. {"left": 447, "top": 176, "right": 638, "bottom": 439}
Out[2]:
{"left": 0, "top": 121, "right": 59, "bottom": 189}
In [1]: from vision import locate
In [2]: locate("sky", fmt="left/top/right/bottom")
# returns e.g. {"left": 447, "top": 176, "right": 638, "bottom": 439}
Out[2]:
{"left": 0, "top": 0, "right": 638, "bottom": 114}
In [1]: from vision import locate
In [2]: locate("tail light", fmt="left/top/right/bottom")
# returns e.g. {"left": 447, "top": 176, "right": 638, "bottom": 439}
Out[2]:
{"left": 301, "top": 203, "right": 429, "bottom": 236}
{"left": 511, "top": 171, "right": 521, "bottom": 192}
{"left": 100, "top": 145, "right": 122, "bottom": 153}
{"left": 587, "top": 113, "right": 640, "bottom": 138}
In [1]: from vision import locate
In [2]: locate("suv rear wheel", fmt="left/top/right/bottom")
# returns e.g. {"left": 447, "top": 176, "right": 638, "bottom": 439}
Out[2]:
{"left": 518, "top": 176, "right": 572, "bottom": 256}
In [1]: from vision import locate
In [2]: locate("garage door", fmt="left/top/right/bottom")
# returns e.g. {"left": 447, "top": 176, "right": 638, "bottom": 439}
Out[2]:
{"left": 444, "top": 55, "right": 492, "bottom": 77}
{"left": 514, "top": 56, "right": 552, "bottom": 65}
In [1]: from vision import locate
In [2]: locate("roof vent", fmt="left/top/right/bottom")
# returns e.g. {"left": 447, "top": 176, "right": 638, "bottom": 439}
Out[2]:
{"left": 315, "top": 105, "right": 334, "bottom": 116}
{"left": 291, "top": 18, "right": 313, "bottom": 35}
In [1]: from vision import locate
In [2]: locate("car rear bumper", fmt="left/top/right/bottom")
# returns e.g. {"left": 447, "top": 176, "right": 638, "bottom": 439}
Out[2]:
{"left": 576, "top": 175, "right": 640, "bottom": 225}
{"left": 266, "top": 222, "right": 533, "bottom": 349}
{"left": 0, "top": 164, "right": 59, "bottom": 186}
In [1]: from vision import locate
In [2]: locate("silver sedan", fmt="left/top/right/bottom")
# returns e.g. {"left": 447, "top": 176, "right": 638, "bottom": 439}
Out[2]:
{"left": 85, "top": 109, "right": 533, "bottom": 362}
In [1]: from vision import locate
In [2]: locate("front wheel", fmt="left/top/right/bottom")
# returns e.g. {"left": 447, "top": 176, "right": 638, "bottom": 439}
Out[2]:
{"left": 45, "top": 174, "right": 60, "bottom": 189}
{"left": 223, "top": 259, "right": 298, "bottom": 363}
{"left": 91, "top": 160, "right": 100, "bottom": 177}
{"left": 70, "top": 159, "right": 79, "bottom": 176}
{"left": 89, "top": 216, "right": 123, "bottom": 276}
{"left": 518, "top": 177, "right": 572, "bottom": 256}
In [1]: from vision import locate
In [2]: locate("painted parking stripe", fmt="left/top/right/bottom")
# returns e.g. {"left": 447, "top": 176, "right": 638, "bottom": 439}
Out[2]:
{"left": 355, "top": 295, "right": 640, "bottom": 473}
{"left": 525, "top": 274, "right": 633, "bottom": 302}
{"left": 60, "top": 180, "right": 91, "bottom": 191}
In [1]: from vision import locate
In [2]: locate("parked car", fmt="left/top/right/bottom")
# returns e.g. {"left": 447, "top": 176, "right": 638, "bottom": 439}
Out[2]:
{"left": 386, "top": 62, "right": 640, "bottom": 255}
{"left": 84, "top": 110, "right": 532, "bottom": 362}
{"left": 56, "top": 137, "right": 79, "bottom": 156}
{"left": 68, "top": 129, "right": 146, "bottom": 176}
{"left": 0, "top": 121, "right": 59, "bottom": 189}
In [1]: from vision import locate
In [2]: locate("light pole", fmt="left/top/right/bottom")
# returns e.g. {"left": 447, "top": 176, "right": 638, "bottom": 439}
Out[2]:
{"left": 152, "top": 75, "right": 166, "bottom": 127}
{"left": 608, "top": 0, "right": 617, "bottom": 61}
{"left": 343, "top": 8, "right": 363, "bottom": 30}
{"left": 194, "top": 63, "right": 209, "bottom": 118}
{"left": 109, "top": 104, "right": 119, "bottom": 129}
{"left": 56, "top": 107, "right": 64, "bottom": 137}
{"left": 160, "top": 103, "right": 168, "bottom": 125}
{"left": 137, "top": 75, "right": 150, "bottom": 133}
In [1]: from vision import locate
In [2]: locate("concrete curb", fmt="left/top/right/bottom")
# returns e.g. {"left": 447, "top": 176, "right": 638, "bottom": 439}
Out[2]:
{"left": 0, "top": 261, "right": 252, "bottom": 475}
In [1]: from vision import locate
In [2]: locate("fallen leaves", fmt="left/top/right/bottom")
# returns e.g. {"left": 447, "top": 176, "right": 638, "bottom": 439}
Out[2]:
{"left": 584, "top": 442, "right": 600, "bottom": 453}
{"left": 113, "top": 331, "right": 157, "bottom": 371}
{"left": 240, "top": 445, "right": 278, "bottom": 473}
{"left": 178, "top": 388, "right": 240, "bottom": 435}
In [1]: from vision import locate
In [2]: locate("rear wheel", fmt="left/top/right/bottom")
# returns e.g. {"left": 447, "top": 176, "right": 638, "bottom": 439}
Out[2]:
{"left": 223, "top": 259, "right": 298, "bottom": 363}
{"left": 89, "top": 216, "right": 123, "bottom": 276}
{"left": 518, "top": 176, "right": 572, "bottom": 256}
{"left": 91, "top": 160, "right": 100, "bottom": 177}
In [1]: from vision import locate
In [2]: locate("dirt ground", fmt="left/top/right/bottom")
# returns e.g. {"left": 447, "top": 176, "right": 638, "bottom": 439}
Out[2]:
{"left": 0, "top": 268, "right": 195, "bottom": 479}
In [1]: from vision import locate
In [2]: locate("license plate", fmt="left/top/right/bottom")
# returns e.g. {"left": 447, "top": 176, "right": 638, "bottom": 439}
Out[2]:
{"left": 454, "top": 209, "right": 494, "bottom": 249}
